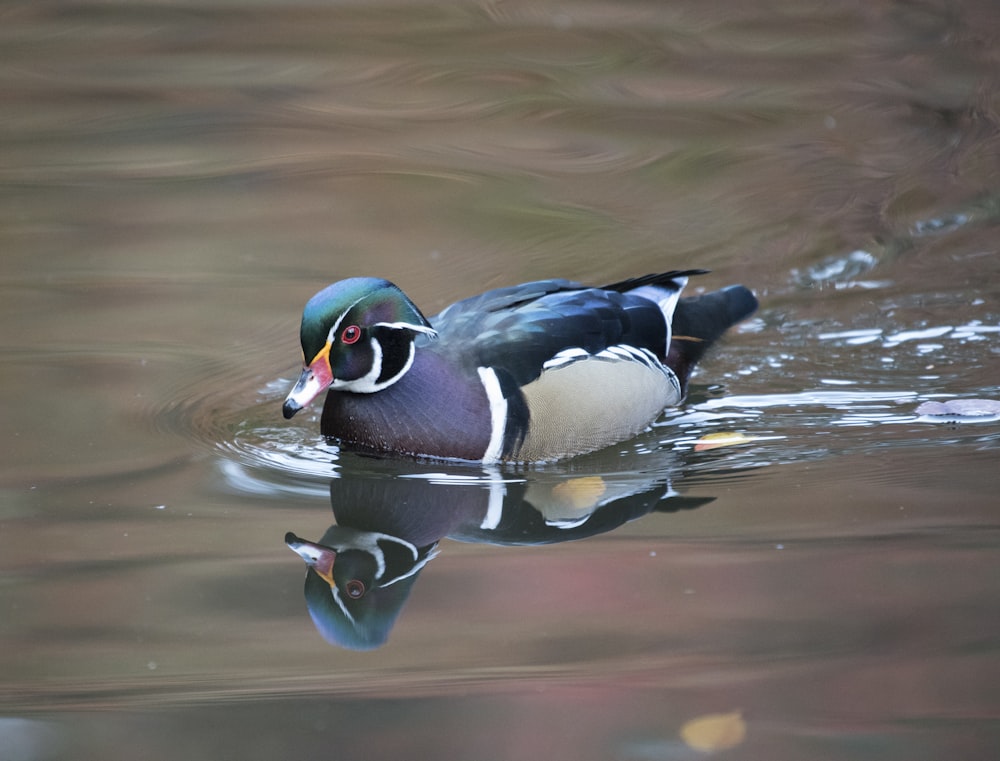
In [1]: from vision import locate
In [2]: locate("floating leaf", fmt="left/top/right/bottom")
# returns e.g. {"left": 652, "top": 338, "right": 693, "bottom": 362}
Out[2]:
{"left": 680, "top": 710, "right": 746, "bottom": 752}
{"left": 693, "top": 432, "right": 757, "bottom": 451}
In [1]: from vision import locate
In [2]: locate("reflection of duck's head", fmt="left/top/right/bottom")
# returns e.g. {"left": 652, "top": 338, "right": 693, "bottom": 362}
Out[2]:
{"left": 285, "top": 526, "right": 437, "bottom": 650}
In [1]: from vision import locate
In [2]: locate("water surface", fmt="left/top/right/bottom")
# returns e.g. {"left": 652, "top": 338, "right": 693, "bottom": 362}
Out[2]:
{"left": 2, "top": 1, "right": 1000, "bottom": 759}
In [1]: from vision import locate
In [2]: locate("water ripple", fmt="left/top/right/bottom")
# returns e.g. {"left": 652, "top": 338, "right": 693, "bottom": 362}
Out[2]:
{"left": 151, "top": 358, "right": 344, "bottom": 496}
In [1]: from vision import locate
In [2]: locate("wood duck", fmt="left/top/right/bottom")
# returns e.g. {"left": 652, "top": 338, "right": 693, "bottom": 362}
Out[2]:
{"left": 282, "top": 270, "right": 757, "bottom": 462}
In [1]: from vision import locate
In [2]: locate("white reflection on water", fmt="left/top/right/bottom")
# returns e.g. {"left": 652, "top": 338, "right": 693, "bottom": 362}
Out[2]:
{"left": 912, "top": 213, "right": 971, "bottom": 236}
{"left": 820, "top": 321, "right": 1000, "bottom": 347}
{"left": 218, "top": 459, "right": 332, "bottom": 499}
{"left": 701, "top": 389, "right": 919, "bottom": 410}
{"left": 817, "top": 328, "right": 884, "bottom": 344}
{"left": 697, "top": 388, "right": 1000, "bottom": 427}
{"left": 792, "top": 249, "right": 880, "bottom": 288}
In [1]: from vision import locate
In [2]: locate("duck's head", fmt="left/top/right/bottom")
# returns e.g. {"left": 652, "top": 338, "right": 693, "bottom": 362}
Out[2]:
{"left": 282, "top": 277, "right": 436, "bottom": 419}
{"left": 285, "top": 528, "right": 437, "bottom": 650}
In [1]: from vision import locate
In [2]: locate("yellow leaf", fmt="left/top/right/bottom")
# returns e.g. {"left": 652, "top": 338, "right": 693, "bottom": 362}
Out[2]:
{"left": 680, "top": 711, "right": 746, "bottom": 752}
{"left": 694, "top": 432, "right": 756, "bottom": 452}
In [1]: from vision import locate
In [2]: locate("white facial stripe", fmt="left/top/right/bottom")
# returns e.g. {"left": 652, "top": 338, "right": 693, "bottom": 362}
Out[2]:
{"left": 372, "top": 340, "right": 416, "bottom": 390}
{"left": 477, "top": 366, "right": 508, "bottom": 463}
{"left": 375, "top": 321, "right": 438, "bottom": 337}
{"left": 331, "top": 588, "right": 356, "bottom": 625}
{"left": 332, "top": 337, "right": 418, "bottom": 394}
{"left": 380, "top": 546, "right": 438, "bottom": 588}
{"left": 326, "top": 293, "right": 369, "bottom": 346}
{"left": 331, "top": 337, "right": 382, "bottom": 392}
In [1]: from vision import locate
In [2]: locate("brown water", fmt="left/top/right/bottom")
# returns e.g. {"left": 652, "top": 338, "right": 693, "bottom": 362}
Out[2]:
{"left": 3, "top": 1, "right": 1000, "bottom": 758}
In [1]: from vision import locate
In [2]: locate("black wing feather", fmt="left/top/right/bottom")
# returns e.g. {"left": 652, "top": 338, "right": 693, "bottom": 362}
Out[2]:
{"left": 471, "top": 287, "right": 669, "bottom": 387}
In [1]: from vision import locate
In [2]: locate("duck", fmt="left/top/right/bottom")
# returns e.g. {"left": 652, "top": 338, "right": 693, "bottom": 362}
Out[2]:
{"left": 282, "top": 269, "right": 757, "bottom": 462}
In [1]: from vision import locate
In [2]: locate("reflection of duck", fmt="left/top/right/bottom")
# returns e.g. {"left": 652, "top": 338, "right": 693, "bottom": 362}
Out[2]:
{"left": 286, "top": 527, "right": 436, "bottom": 651}
{"left": 282, "top": 271, "right": 756, "bottom": 462}
{"left": 286, "top": 458, "right": 713, "bottom": 649}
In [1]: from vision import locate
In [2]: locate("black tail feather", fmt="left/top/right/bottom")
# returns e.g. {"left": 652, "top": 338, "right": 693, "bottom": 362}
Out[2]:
{"left": 668, "top": 285, "right": 758, "bottom": 392}
{"left": 602, "top": 269, "right": 709, "bottom": 293}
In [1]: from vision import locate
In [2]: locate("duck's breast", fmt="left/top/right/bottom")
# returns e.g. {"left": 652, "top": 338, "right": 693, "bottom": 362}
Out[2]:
{"left": 321, "top": 351, "right": 493, "bottom": 460}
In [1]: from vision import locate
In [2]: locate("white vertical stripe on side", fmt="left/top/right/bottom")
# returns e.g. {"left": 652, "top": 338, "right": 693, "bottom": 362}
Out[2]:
{"left": 477, "top": 366, "right": 508, "bottom": 463}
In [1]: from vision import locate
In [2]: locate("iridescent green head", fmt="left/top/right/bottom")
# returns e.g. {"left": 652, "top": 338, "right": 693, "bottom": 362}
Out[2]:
{"left": 283, "top": 278, "right": 436, "bottom": 419}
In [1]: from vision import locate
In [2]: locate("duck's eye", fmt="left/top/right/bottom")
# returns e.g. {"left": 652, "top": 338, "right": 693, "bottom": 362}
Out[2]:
{"left": 344, "top": 579, "right": 366, "bottom": 599}
{"left": 341, "top": 325, "right": 361, "bottom": 344}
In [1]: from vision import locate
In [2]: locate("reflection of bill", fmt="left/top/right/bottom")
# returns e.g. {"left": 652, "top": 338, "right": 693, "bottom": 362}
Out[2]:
{"left": 285, "top": 459, "right": 713, "bottom": 650}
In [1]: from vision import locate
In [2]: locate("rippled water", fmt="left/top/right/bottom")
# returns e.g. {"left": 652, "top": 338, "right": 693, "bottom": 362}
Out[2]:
{"left": 3, "top": 1, "right": 1000, "bottom": 759}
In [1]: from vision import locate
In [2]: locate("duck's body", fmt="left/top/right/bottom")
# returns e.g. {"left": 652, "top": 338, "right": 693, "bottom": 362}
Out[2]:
{"left": 283, "top": 271, "right": 757, "bottom": 463}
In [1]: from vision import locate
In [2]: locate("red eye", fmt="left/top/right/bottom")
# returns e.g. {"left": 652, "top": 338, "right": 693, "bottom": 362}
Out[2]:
{"left": 344, "top": 579, "right": 366, "bottom": 599}
{"left": 341, "top": 325, "right": 361, "bottom": 344}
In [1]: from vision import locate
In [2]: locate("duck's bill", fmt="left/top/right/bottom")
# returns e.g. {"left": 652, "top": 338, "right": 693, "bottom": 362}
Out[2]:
{"left": 285, "top": 532, "right": 336, "bottom": 586}
{"left": 282, "top": 361, "right": 333, "bottom": 419}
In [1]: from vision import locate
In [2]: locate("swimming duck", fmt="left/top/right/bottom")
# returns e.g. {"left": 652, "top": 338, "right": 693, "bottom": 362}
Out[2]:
{"left": 282, "top": 270, "right": 757, "bottom": 462}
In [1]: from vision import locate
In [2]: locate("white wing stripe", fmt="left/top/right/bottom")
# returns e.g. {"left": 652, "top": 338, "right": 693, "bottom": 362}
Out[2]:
{"left": 542, "top": 347, "right": 590, "bottom": 370}
{"left": 546, "top": 344, "right": 667, "bottom": 373}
